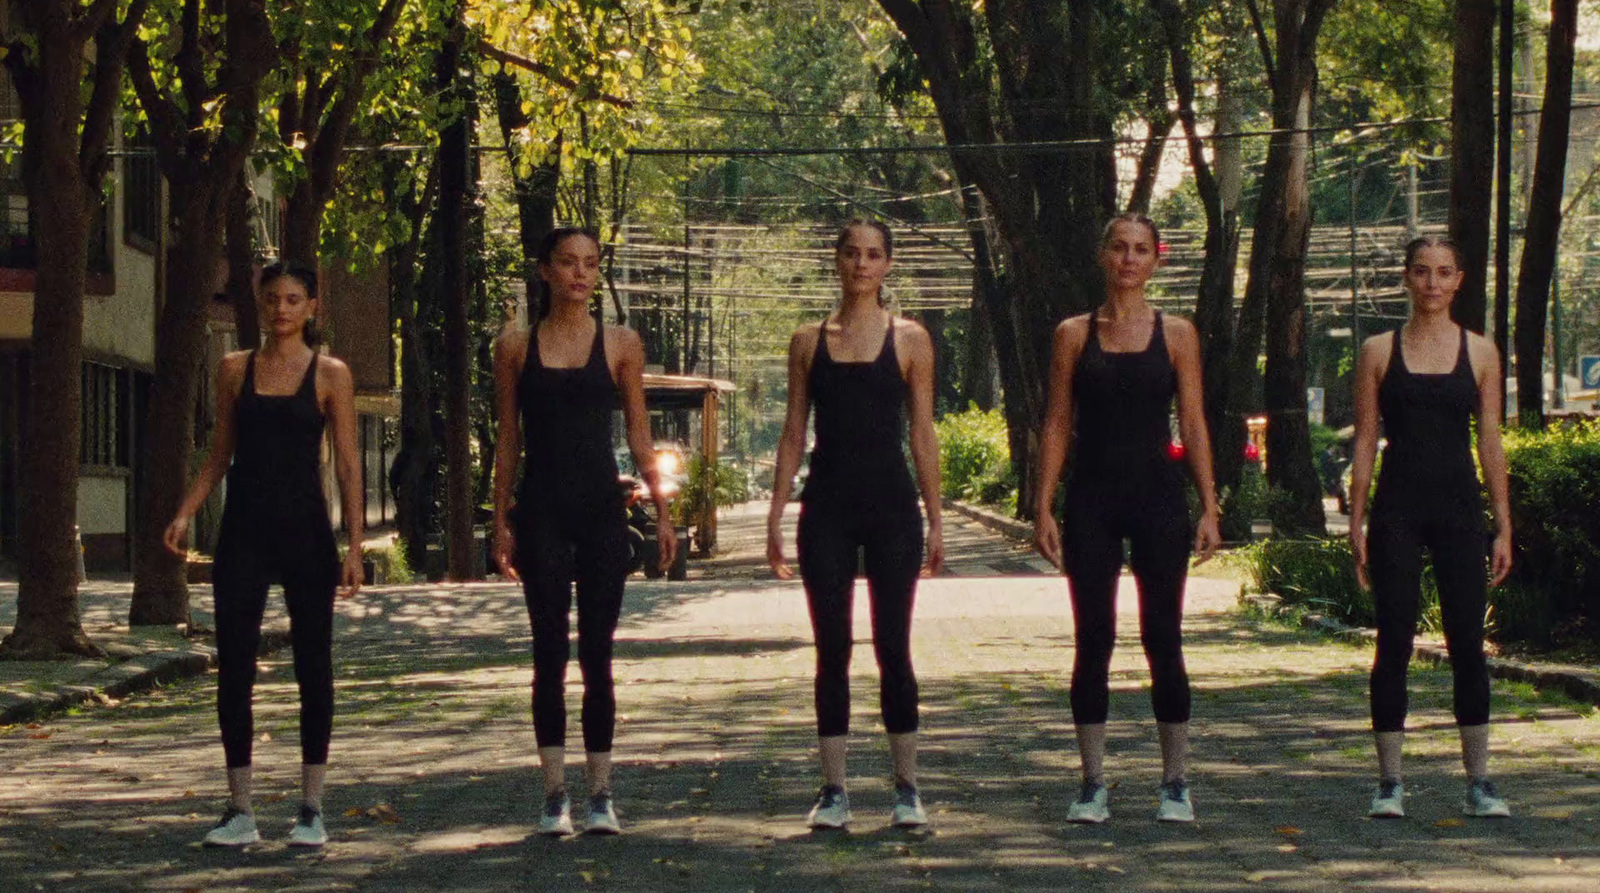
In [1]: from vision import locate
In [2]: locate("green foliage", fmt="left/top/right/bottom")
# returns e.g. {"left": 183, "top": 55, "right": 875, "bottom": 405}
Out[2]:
{"left": 1243, "top": 537, "right": 1442, "bottom": 634}
{"left": 934, "top": 405, "right": 1012, "bottom": 507}
{"left": 1502, "top": 420, "right": 1600, "bottom": 644}
{"left": 363, "top": 539, "right": 416, "bottom": 584}
{"left": 672, "top": 453, "right": 750, "bottom": 527}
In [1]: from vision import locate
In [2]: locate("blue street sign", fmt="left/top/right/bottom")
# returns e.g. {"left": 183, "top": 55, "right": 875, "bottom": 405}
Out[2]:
{"left": 1582, "top": 355, "right": 1600, "bottom": 390}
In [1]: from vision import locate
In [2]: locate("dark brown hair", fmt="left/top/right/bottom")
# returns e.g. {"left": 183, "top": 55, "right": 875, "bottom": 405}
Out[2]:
{"left": 1402, "top": 235, "right": 1464, "bottom": 270}
{"left": 1100, "top": 213, "right": 1161, "bottom": 251}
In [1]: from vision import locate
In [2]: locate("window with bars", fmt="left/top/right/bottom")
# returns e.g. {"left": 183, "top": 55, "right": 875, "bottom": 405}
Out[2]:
{"left": 123, "top": 132, "right": 159, "bottom": 251}
{"left": 80, "top": 363, "right": 130, "bottom": 469}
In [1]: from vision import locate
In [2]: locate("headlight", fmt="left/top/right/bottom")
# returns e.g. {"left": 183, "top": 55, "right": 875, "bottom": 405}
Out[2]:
{"left": 656, "top": 450, "right": 680, "bottom": 476}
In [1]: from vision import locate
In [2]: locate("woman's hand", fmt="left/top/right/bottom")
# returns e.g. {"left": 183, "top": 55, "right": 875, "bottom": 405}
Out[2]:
{"left": 922, "top": 523, "right": 945, "bottom": 577}
{"left": 656, "top": 521, "right": 678, "bottom": 576}
{"left": 339, "top": 549, "right": 364, "bottom": 599}
{"left": 162, "top": 515, "right": 192, "bottom": 558}
{"left": 767, "top": 516, "right": 794, "bottom": 580}
{"left": 1192, "top": 510, "right": 1222, "bottom": 565}
{"left": 494, "top": 520, "right": 520, "bottom": 581}
{"left": 1351, "top": 524, "right": 1370, "bottom": 590}
{"left": 1490, "top": 528, "right": 1512, "bottom": 587}
{"left": 1034, "top": 513, "right": 1063, "bottom": 570}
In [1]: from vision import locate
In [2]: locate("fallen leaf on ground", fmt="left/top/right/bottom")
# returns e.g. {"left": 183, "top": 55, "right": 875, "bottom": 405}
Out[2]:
{"left": 367, "top": 803, "right": 401, "bottom": 824}
{"left": 1434, "top": 817, "right": 1465, "bottom": 829}
{"left": 28, "top": 732, "right": 52, "bottom": 740}
{"left": 1274, "top": 825, "right": 1303, "bottom": 836}
{"left": 343, "top": 807, "right": 364, "bottom": 818}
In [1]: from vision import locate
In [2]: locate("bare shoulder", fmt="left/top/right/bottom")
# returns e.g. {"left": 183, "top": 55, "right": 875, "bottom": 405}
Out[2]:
{"left": 219, "top": 349, "right": 252, "bottom": 374}
{"left": 315, "top": 354, "right": 354, "bottom": 398}
{"left": 605, "top": 323, "right": 643, "bottom": 353}
{"left": 1464, "top": 329, "right": 1500, "bottom": 381}
{"left": 1359, "top": 331, "right": 1393, "bottom": 366}
{"left": 789, "top": 322, "right": 822, "bottom": 354}
{"left": 1055, "top": 313, "right": 1090, "bottom": 350}
{"left": 1162, "top": 313, "right": 1200, "bottom": 347}
{"left": 893, "top": 315, "right": 932, "bottom": 346}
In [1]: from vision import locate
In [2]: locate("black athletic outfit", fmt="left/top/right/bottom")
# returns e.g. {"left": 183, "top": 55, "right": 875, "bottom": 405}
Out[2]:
{"left": 514, "top": 320, "right": 630, "bottom": 753}
{"left": 798, "top": 320, "right": 923, "bottom": 738}
{"left": 1368, "top": 327, "right": 1491, "bottom": 733}
{"left": 213, "top": 352, "right": 339, "bottom": 770}
{"left": 1060, "top": 312, "right": 1193, "bottom": 726}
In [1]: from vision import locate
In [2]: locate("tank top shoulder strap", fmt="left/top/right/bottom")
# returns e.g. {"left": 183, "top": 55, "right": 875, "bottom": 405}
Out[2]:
{"left": 525, "top": 323, "right": 543, "bottom": 374}
{"left": 242, "top": 350, "right": 258, "bottom": 393}
{"left": 812, "top": 320, "right": 833, "bottom": 366}
{"left": 1147, "top": 310, "right": 1167, "bottom": 354}
{"left": 1384, "top": 329, "right": 1403, "bottom": 378}
{"left": 877, "top": 316, "right": 897, "bottom": 367}
{"left": 588, "top": 318, "right": 607, "bottom": 369}
{"left": 296, "top": 352, "right": 318, "bottom": 398}
{"left": 1454, "top": 324, "right": 1470, "bottom": 372}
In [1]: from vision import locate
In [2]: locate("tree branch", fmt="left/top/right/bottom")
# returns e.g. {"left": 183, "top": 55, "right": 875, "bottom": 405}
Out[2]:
{"left": 1244, "top": 0, "right": 1277, "bottom": 97}
{"left": 70, "top": 0, "right": 123, "bottom": 43}
{"left": 477, "top": 39, "right": 635, "bottom": 109}
{"left": 176, "top": 0, "right": 209, "bottom": 129}
{"left": 128, "top": 37, "right": 188, "bottom": 178}
{"left": 81, "top": 0, "right": 152, "bottom": 180}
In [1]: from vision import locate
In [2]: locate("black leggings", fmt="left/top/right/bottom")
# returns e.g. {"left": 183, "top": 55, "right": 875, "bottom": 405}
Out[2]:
{"left": 797, "top": 496, "right": 923, "bottom": 737}
{"left": 212, "top": 520, "right": 339, "bottom": 769}
{"left": 1061, "top": 482, "right": 1192, "bottom": 725}
{"left": 1368, "top": 511, "right": 1490, "bottom": 733}
{"left": 516, "top": 500, "right": 629, "bottom": 753}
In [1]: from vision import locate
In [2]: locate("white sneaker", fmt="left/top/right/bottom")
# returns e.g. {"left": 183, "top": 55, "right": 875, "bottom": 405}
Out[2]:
{"left": 890, "top": 784, "right": 928, "bottom": 828}
{"left": 1066, "top": 781, "right": 1109, "bottom": 824}
{"left": 1155, "top": 780, "right": 1195, "bottom": 823}
{"left": 539, "top": 790, "right": 574, "bottom": 836}
{"left": 1463, "top": 779, "right": 1511, "bottom": 818}
{"left": 585, "top": 791, "right": 622, "bottom": 835}
{"left": 202, "top": 807, "right": 260, "bottom": 847}
{"left": 287, "top": 804, "right": 328, "bottom": 847}
{"left": 806, "top": 785, "right": 851, "bottom": 829}
{"left": 1369, "top": 779, "right": 1405, "bottom": 818}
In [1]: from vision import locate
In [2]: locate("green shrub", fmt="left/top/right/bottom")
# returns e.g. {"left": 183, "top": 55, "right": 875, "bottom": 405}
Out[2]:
{"left": 1242, "top": 536, "right": 1443, "bottom": 633}
{"left": 363, "top": 539, "right": 415, "bottom": 584}
{"left": 673, "top": 453, "right": 750, "bottom": 527}
{"left": 935, "top": 404, "right": 1013, "bottom": 507}
{"left": 1502, "top": 419, "right": 1600, "bottom": 644}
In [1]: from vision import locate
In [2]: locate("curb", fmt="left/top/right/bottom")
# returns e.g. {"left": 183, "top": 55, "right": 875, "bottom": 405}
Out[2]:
{"left": 0, "top": 629, "right": 293, "bottom": 726}
{"left": 943, "top": 498, "right": 1033, "bottom": 543}
{"left": 1240, "top": 592, "right": 1600, "bottom": 707}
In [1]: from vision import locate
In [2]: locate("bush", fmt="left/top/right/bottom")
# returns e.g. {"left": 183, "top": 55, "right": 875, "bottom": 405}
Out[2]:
{"left": 363, "top": 539, "right": 415, "bottom": 584}
{"left": 673, "top": 453, "right": 750, "bottom": 528}
{"left": 1242, "top": 536, "right": 1442, "bottom": 633}
{"left": 1502, "top": 419, "right": 1600, "bottom": 645}
{"left": 934, "top": 404, "right": 1014, "bottom": 507}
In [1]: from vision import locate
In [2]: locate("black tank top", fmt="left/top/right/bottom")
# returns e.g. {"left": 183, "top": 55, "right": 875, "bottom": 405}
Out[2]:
{"left": 226, "top": 351, "right": 328, "bottom": 523}
{"left": 1070, "top": 310, "right": 1177, "bottom": 480}
{"left": 1374, "top": 326, "right": 1481, "bottom": 516}
{"left": 804, "top": 317, "right": 917, "bottom": 505}
{"left": 517, "top": 319, "right": 620, "bottom": 509}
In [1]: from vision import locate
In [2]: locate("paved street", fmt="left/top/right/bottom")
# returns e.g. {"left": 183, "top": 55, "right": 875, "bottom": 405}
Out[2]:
{"left": 2, "top": 505, "right": 1599, "bottom": 892}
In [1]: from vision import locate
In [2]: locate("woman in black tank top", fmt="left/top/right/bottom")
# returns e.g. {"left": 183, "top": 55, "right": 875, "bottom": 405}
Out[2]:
{"left": 1348, "top": 236, "right": 1513, "bottom": 819}
{"left": 164, "top": 264, "right": 366, "bottom": 848}
{"left": 768, "top": 220, "right": 943, "bottom": 829}
{"left": 490, "top": 227, "right": 677, "bottom": 836}
{"left": 1034, "top": 215, "right": 1221, "bottom": 824}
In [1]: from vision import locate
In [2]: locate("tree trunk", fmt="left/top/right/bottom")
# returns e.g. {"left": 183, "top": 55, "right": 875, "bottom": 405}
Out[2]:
{"left": 2, "top": 19, "right": 97, "bottom": 657}
{"left": 225, "top": 169, "right": 259, "bottom": 349}
{"left": 1513, "top": 0, "right": 1579, "bottom": 430}
{"left": 1449, "top": 0, "right": 1496, "bottom": 333}
{"left": 1244, "top": 0, "right": 1334, "bottom": 538}
{"left": 128, "top": 0, "right": 275, "bottom": 625}
{"left": 281, "top": 183, "right": 321, "bottom": 272}
{"left": 132, "top": 194, "right": 227, "bottom": 625}
{"left": 492, "top": 73, "right": 561, "bottom": 308}
{"left": 436, "top": 7, "right": 476, "bottom": 580}
{"left": 3, "top": 0, "right": 149, "bottom": 657}
{"left": 961, "top": 282, "right": 997, "bottom": 412}
{"left": 1153, "top": 0, "right": 1244, "bottom": 534}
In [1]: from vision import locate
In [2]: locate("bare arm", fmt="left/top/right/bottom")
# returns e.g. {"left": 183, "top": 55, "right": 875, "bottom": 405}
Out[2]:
{"left": 322, "top": 357, "right": 365, "bottom": 596}
{"left": 1033, "top": 319, "right": 1083, "bottom": 567}
{"left": 767, "top": 326, "right": 816, "bottom": 578}
{"left": 1348, "top": 334, "right": 1387, "bottom": 588}
{"left": 901, "top": 320, "right": 944, "bottom": 575}
{"left": 615, "top": 326, "right": 676, "bottom": 573}
{"left": 163, "top": 352, "right": 246, "bottom": 556}
{"left": 491, "top": 325, "right": 526, "bottom": 579}
{"left": 1169, "top": 317, "right": 1220, "bottom": 561}
{"left": 1472, "top": 335, "right": 1513, "bottom": 585}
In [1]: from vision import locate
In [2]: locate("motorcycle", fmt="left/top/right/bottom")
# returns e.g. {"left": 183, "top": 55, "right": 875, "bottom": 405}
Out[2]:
{"left": 619, "top": 447, "right": 688, "bottom": 581}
